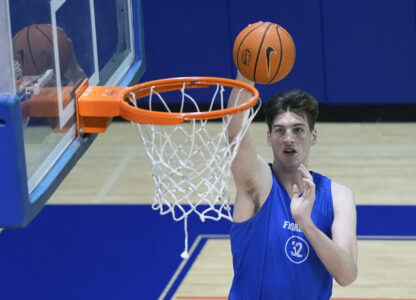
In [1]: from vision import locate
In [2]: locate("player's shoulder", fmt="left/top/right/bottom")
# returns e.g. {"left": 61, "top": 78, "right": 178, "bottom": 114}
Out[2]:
{"left": 331, "top": 181, "right": 352, "bottom": 194}
{"left": 331, "top": 181, "right": 355, "bottom": 207}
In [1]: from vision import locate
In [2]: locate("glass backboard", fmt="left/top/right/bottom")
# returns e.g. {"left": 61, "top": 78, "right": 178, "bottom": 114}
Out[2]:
{"left": 0, "top": 0, "right": 145, "bottom": 227}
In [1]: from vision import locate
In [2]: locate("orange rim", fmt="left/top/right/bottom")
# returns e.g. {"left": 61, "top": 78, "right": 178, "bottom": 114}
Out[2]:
{"left": 119, "top": 76, "right": 259, "bottom": 125}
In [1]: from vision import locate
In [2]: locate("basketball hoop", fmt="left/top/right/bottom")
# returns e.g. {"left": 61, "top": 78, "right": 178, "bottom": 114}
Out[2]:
{"left": 76, "top": 77, "right": 260, "bottom": 258}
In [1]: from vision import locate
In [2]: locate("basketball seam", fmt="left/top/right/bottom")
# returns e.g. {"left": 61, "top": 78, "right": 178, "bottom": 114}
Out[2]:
{"left": 26, "top": 25, "right": 41, "bottom": 75}
{"left": 36, "top": 24, "right": 54, "bottom": 45}
{"left": 35, "top": 24, "right": 55, "bottom": 73}
{"left": 253, "top": 22, "right": 273, "bottom": 83}
{"left": 236, "top": 22, "right": 265, "bottom": 71}
{"left": 268, "top": 25, "right": 284, "bottom": 84}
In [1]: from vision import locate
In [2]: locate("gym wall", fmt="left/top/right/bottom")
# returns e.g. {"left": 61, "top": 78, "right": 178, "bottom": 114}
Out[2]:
{"left": 140, "top": 0, "right": 416, "bottom": 119}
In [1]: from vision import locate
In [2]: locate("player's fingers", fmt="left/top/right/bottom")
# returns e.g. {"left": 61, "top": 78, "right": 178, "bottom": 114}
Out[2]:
{"left": 302, "top": 177, "right": 315, "bottom": 193}
{"left": 292, "top": 184, "right": 300, "bottom": 198}
{"left": 298, "top": 164, "right": 312, "bottom": 179}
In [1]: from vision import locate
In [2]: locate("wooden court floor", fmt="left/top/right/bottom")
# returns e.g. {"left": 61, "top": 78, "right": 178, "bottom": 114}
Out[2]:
{"left": 49, "top": 121, "right": 416, "bottom": 299}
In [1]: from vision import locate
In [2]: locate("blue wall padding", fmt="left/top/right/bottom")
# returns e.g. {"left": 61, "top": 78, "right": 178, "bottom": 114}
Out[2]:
{"left": 322, "top": 0, "right": 416, "bottom": 104}
{"left": 0, "top": 204, "right": 415, "bottom": 299}
{"left": 0, "top": 205, "right": 231, "bottom": 300}
{"left": 141, "top": 0, "right": 232, "bottom": 79}
{"left": 356, "top": 205, "right": 416, "bottom": 237}
{"left": 141, "top": 0, "right": 416, "bottom": 105}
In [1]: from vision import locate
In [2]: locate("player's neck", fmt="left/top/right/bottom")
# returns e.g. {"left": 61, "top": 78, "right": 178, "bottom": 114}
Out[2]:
{"left": 272, "top": 161, "right": 308, "bottom": 196}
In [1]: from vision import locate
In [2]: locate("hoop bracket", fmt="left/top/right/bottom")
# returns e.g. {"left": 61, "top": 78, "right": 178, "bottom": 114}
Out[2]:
{"left": 75, "top": 79, "right": 125, "bottom": 136}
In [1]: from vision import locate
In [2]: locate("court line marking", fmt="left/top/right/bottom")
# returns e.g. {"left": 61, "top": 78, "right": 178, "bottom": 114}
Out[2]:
{"left": 159, "top": 235, "right": 204, "bottom": 300}
{"left": 159, "top": 234, "right": 229, "bottom": 300}
{"left": 174, "top": 298, "right": 416, "bottom": 300}
{"left": 358, "top": 235, "right": 416, "bottom": 240}
{"left": 93, "top": 147, "right": 137, "bottom": 203}
{"left": 167, "top": 235, "right": 416, "bottom": 300}
{"left": 175, "top": 297, "right": 227, "bottom": 300}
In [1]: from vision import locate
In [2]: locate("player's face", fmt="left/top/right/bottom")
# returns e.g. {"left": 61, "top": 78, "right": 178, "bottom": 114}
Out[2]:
{"left": 267, "top": 111, "right": 317, "bottom": 170}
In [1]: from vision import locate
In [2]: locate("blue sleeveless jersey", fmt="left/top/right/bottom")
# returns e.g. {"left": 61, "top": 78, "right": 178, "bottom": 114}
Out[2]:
{"left": 229, "top": 165, "right": 334, "bottom": 300}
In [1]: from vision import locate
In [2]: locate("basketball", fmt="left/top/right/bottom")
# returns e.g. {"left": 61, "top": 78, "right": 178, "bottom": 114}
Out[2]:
{"left": 233, "top": 21, "right": 296, "bottom": 84}
{"left": 13, "top": 24, "right": 72, "bottom": 76}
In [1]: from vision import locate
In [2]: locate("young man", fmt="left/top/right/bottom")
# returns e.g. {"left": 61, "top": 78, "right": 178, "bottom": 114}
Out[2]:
{"left": 228, "top": 72, "right": 357, "bottom": 299}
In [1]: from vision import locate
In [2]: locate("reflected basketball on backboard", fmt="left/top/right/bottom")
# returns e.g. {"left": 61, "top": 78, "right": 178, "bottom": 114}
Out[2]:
{"left": 0, "top": 0, "right": 145, "bottom": 227}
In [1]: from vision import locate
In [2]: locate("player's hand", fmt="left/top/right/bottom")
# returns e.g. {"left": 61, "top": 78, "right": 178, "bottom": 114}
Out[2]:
{"left": 290, "top": 164, "right": 316, "bottom": 227}
{"left": 236, "top": 70, "right": 255, "bottom": 86}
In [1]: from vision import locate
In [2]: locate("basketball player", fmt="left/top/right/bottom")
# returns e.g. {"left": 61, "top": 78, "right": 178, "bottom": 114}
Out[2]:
{"left": 227, "top": 72, "right": 357, "bottom": 299}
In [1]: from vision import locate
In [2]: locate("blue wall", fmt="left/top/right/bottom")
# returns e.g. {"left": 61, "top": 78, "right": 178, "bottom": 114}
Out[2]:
{"left": 0, "top": 204, "right": 415, "bottom": 299}
{"left": 140, "top": 0, "right": 416, "bottom": 105}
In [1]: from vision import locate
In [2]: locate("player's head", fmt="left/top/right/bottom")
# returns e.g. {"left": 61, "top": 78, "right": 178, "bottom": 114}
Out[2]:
{"left": 265, "top": 90, "right": 318, "bottom": 169}
{"left": 264, "top": 89, "right": 319, "bottom": 132}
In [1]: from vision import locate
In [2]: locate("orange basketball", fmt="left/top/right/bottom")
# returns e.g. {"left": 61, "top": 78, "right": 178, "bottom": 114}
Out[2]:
{"left": 233, "top": 21, "right": 296, "bottom": 84}
{"left": 13, "top": 24, "right": 72, "bottom": 76}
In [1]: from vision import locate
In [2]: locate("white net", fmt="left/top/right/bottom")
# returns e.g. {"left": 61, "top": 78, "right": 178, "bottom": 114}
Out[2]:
{"left": 128, "top": 80, "right": 260, "bottom": 258}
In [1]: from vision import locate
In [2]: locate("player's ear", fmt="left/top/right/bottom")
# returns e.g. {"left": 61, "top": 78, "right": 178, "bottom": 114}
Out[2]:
{"left": 311, "top": 129, "right": 317, "bottom": 145}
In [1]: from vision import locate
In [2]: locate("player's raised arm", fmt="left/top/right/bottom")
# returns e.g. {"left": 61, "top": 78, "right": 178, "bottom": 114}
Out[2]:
{"left": 227, "top": 72, "right": 272, "bottom": 222}
{"left": 227, "top": 71, "right": 256, "bottom": 142}
{"left": 228, "top": 22, "right": 296, "bottom": 222}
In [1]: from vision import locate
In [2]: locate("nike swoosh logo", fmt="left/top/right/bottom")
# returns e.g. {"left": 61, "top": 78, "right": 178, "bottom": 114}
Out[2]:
{"left": 265, "top": 46, "right": 276, "bottom": 77}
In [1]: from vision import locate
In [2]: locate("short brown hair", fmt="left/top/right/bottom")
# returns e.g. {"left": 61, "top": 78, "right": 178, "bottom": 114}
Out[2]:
{"left": 263, "top": 89, "right": 319, "bottom": 131}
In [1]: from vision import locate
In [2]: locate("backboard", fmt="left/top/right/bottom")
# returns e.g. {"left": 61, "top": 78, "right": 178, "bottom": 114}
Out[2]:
{"left": 0, "top": 0, "right": 145, "bottom": 227}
